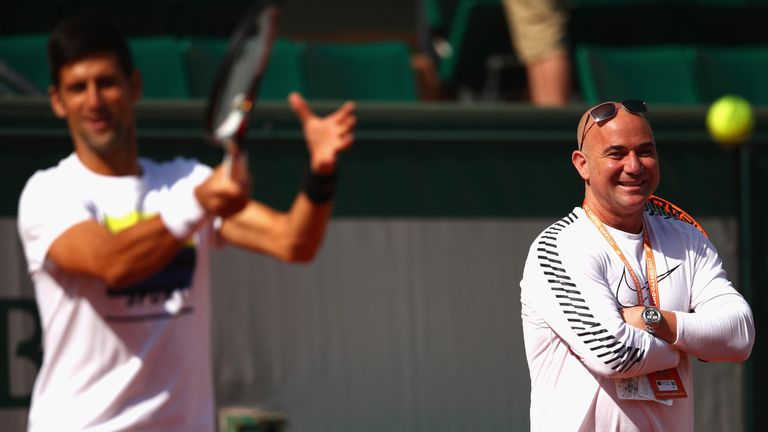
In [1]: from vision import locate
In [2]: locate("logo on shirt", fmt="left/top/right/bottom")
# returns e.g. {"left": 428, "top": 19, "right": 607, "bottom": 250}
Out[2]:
{"left": 614, "top": 264, "right": 681, "bottom": 306}
{"left": 103, "top": 211, "right": 197, "bottom": 321}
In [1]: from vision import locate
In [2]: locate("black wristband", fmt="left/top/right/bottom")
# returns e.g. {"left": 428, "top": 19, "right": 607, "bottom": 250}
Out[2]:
{"left": 302, "top": 169, "right": 338, "bottom": 203}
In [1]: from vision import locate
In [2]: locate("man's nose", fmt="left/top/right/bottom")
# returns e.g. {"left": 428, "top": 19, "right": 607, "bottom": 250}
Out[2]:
{"left": 624, "top": 152, "right": 643, "bottom": 173}
{"left": 84, "top": 82, "right": 104, "bottom": 107}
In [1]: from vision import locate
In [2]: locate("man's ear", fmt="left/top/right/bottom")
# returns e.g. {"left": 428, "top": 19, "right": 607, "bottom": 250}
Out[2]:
{"left": 48, "top": 85, "right": 67, "bottom": 119}
{"left": 572, "top": 150, "right": 589, "bottom": 181}
{"left": 129, "top": 70, "right": 143, "bottom": 102}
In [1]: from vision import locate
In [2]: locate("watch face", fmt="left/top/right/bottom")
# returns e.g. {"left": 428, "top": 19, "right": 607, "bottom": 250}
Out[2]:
{"left": 643, "top": 307, "right": 661, "bottom": 324}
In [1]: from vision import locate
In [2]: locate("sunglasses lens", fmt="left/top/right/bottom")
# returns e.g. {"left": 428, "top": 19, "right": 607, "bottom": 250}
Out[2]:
{"left": 589, "top": 103, "right": 617, "bottom": 122}
{"left": 622, "top": 99, "right": 647, "bottom": 114}
{"left": 580, "top": 100, "right": 647, "bottom": 151}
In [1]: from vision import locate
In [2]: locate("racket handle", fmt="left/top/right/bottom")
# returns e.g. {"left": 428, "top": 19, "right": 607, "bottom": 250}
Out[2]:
{"left": 223, "top": 151, "right": 248, "bottom": 180}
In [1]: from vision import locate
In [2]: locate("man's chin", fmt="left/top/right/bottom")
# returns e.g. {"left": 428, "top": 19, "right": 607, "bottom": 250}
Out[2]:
{"left": 621, "top": 194, "right": 651, "bottom": 210}
{"left": 86, "top": 137, "right": 122, "bottom": 155}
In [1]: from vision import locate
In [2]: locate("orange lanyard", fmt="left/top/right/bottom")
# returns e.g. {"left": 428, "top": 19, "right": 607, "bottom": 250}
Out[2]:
{"left": 583, "top": 202, "right": 659, "bottom": 308}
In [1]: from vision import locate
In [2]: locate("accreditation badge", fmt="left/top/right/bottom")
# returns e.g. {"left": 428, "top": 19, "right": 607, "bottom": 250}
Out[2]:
{"left": 648, "top": 368, "right": 688, "bottom": 399}
{"left": 615, "top": 376, "right": 673, "bottom": 406}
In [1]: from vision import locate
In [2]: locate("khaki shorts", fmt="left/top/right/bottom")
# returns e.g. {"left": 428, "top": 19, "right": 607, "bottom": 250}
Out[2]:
{"left": 503, "top": 0, "right": 568, "bottom": 64}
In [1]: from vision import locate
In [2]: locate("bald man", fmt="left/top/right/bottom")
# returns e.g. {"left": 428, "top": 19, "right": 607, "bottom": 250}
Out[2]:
{"left": 519, "top": 101, "right": 754, "bottom": 431}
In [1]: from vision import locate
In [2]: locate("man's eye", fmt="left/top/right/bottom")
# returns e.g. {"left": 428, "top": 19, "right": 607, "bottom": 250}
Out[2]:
{"left": 68, "top": 83, "right": 86, "bottom": 93}
{"left": 97, "top": 78, "right": 117, "bottom": 88}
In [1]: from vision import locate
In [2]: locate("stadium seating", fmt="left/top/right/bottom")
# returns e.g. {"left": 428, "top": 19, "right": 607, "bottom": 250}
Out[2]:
{"left": 568, "top": 0, "right": 661, "bottom": 5}
{"left": 0, "top": 30, "right": 416, "bottom": 101}
{"left": 2, "top": 0, "right": 768, "bottom": 105}
{"left": 181, "top": 37, "right": 229, "bottom": 99}
{"left": 129, "top": 37, "right": 190, "bottom": 99}
{"left": 697, "top": 46, "right": 768, "bottom": 104}
{"left": 186, "top": 38, "right": 413, "bottom": 102}
{"left": 183, "top": 37, "right": 307, "bottom": 101}
{"left": 435, "top": 0, "right": 512, "bottom": 92}
{"left": 0, "top": 34, "right": 50, "bottom": 94}
{"left": 691, "top": 0, "right": 750, "bottom": 5}
{"left": 575, "top": 43, "right": 768, "bottom": 106}
{"left": 304, "top": 41, "right": 417, "bottom": 102}
{"left": 575, "top": 45, "right": 702, "bottom": 105}
{"left": 259, "top": 39, "right": 307, "bottom": 101}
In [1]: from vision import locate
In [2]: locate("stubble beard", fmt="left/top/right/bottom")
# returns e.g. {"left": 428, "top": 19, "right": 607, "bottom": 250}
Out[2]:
{"left": 80, "top": 121, "right": 131, "bottom": 158}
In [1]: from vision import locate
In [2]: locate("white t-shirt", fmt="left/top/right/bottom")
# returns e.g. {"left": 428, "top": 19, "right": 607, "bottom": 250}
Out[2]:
{"left": 18, "top": 153, "right": 216, "bottom": 432}
{"left": 520, "top": 206, "right": 754, "bottom": 432}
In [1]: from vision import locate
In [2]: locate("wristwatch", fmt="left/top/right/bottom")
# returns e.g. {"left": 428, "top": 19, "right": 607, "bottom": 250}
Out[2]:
{"left": 641, "top": 306, "right": 662, "bottom": 335}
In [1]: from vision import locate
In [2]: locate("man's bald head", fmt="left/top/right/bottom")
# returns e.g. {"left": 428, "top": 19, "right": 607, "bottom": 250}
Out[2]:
{"left": 577, "top": 101, "right": 652, "bottom": 152}
{"left": 572, "top": 100, "right": 659, "bottom": 233}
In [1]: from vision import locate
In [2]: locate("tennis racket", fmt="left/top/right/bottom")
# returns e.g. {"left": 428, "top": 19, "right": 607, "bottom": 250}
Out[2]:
{"left": 204, "top": 0, "right": 280, "bottom": 174}
{"left": 645, "top": 195, "right": 708, "bottom": 237}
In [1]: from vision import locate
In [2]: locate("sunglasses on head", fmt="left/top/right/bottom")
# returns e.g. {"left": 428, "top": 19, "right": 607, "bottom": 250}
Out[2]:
{"left": 578, "top": 99, "right": 647, "bottom": 151}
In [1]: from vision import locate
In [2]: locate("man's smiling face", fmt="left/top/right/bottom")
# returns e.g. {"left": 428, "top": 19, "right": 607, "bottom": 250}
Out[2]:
{"left": 49, "top": 53, "right": 140, "bottom": 160}
{"left": 574, "top": 105, "right": 660, "bottom": 230}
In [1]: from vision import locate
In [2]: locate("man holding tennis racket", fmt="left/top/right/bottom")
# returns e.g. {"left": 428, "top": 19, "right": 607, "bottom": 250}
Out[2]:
{"left": 17, "top": 15, "right": 355, "bottom": 432}
{"left": 520, "top": 100, "right": 754, "bottom": 431}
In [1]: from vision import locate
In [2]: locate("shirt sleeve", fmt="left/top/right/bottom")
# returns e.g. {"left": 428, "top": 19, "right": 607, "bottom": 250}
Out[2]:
{"left": 17, "top": 171, "right": 94, "bottom": 273}
{"left": 165, "top": 157, "right": 226, "bottom": 246}
{"left": 172, "top": 158, "right": 212, "bottom": 190}
{"left": 671, "top": 235, "right": 754, "bottom": 362}
{"left": 521, "top": 225, "right": 680, "bottom": 379}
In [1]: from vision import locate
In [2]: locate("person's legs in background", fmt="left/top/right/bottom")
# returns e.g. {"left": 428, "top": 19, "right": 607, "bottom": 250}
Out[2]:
{"left": 503, "top": 0, "right": 572, "bottom": 106}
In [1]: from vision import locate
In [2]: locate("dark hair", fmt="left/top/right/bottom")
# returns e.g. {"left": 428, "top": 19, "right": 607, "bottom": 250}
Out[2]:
{"left": 48, "top": 14, "right": 134, "bottom": 86}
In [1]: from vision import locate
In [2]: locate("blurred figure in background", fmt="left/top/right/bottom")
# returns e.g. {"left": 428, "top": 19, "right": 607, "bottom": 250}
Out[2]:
{"left": 17, "top": 14, "right": 355, "bottom": 431}
{"left": 502, "top": 0, "right": 572, "bottom": 106}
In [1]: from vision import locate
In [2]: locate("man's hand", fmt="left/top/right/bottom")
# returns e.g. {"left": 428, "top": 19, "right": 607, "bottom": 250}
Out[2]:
{"left": 289, "top": 92, "right": 356, "bottom": 174}
{"left": 620, "top": 305, "right": 678, "bottom": 344}
{"left": 195, "top": 154, "right": 250, "bottom": 219}
{"left": 619, "top": 305, "right": 646, "bottom": 330}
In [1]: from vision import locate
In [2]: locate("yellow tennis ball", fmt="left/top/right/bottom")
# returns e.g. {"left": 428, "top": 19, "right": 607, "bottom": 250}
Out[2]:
{"left": 706, "top": 95, "right": 754, "bottom": 147}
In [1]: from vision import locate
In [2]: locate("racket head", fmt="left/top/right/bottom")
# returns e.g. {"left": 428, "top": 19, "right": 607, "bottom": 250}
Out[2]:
{"left": 645, "top": 195, "right": 708, "bottom": 237}
{"left": 204, "top": 0, "right": 279, "bottom": 154}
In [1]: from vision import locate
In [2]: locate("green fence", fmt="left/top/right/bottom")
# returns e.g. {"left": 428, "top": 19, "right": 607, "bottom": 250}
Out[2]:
{"left": 0, "top": 98, "right": 765, "bottom": 430}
